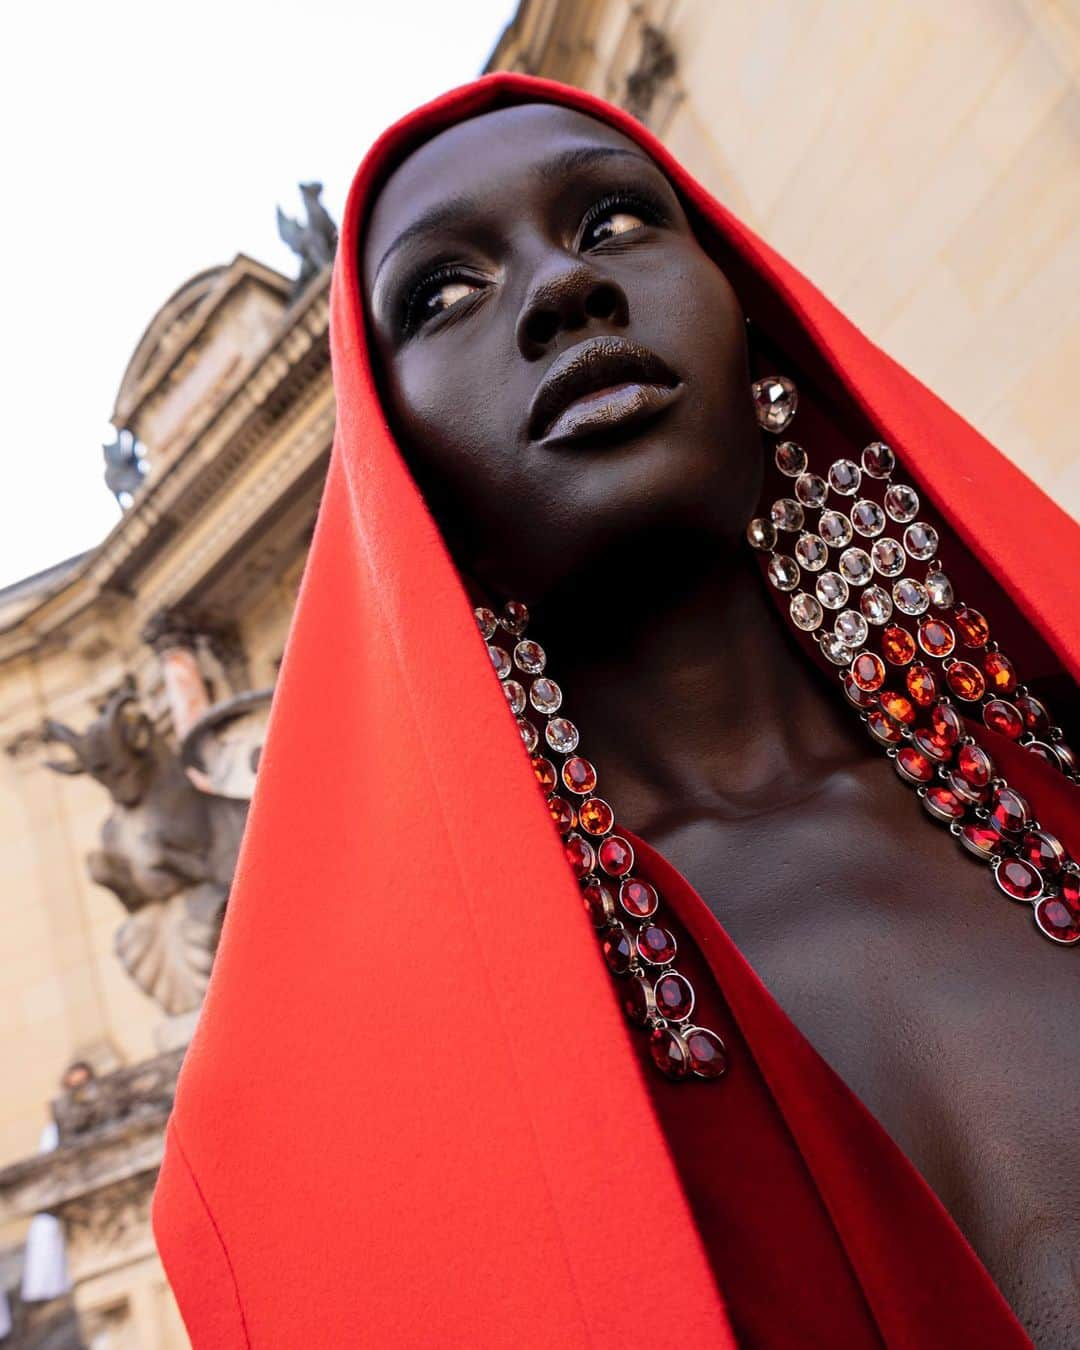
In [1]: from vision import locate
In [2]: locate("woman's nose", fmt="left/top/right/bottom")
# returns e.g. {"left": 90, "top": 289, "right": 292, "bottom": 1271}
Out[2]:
{"left": 515, "top": 259, "right": 630, "bottom": 359}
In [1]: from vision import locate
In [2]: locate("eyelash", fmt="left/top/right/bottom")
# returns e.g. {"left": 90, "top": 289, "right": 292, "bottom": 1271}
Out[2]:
{"left": 399, "top": 187, "right": 669, "bottom": 335}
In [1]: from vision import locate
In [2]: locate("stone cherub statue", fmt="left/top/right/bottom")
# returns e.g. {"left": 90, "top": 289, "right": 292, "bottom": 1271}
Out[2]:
{"left": 276, "top": 182, "right": 338, "bottom": 294}
{"left": 41, "top": 685, "right": 254, "bottom": 1016}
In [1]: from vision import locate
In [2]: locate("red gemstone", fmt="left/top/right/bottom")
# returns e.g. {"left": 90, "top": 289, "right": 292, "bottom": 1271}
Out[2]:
{"left": 562, "top": 756, "right": 598, "bottom": 795}
{"left": 983, "top": 651, "right": 1017, "bottom": 695}
{"left": 851, "top": 651, "right": 886, "bottom": 690}
{"left": 1025, "top": 741, "right": 1059, "bottom": 769}
{"left": 531, "top": 755, "right": 557, "bottom": 790}
{"left": 842, "top": 672, "right": 879, "bottom": 708}
{"left": 564, "top": 833, "right": 595, "bottom": 877}
{"left": 867, "top": 709, "right": 904, "bottom": 744}
{"left": 1015, "top": 694, "right": 1050, "bottom": 734}
{"left": 958, "top": 823, "right": 1007, "bottom": 860}
{"left": 619, "top": 877, "right": 659, "bottom": 919}
{"left": 578, "top": 797, "right": 615, "bottom": 836}
{"left": 1022, "top": 829, "right": 1066, "bottom": 875}
{"left": 1052, "top": 741, "right": 1079, "bottom": 773}
{"left": 598, "top": 835, "right": 635, "bottom": 877}
{"left": 581, "top": 879, "right": 615, "bottom": 927}
{"left": 929, "top": 702, "right": 962, "bottom": 746}
{"left": 956, "top": 743, "right": 993, "bottom": 788}
{"left": 622, "top": 975, "right": 655, "bottom": 1025}
{"left": 906, "top": 664, "right": 938, "bottom": 707}
{"left": 547, "top": 794, "right": 576, "bottom": 832}
{"left": 945, "top": 770, "right": 988, "bottom": 806}
{"left": 946, "top": 660, "right": 986, "bottom": 701}
{"left": 995, "top": 857, "right": 1043, "bottom": 902}
{"left": 879, "top": 690, "right": 916, "bottom": 726}
{"left": 654, "top": 971, "right": 695, "bottom": 1022}
{"left": 1034, "top": 895, "right": 1080, "bottom": 944}
{"left": 923, "top": 785, "right": 966, "bottom": 822}
{"left": 990, "top": 786, "right": 1030, "bottom": 836}
{"left": 636, "top": 924, "right": 677, "bottom": 966}
{"left": 918, "top": 618, "right": 955, "bottom": 657}
{"left": 685, "top": 1027, "right": 728, "bottom": 1080}
{"left": 601, "top": 922, "right": 634, "bottom": 974}
{"left": 649, "top": 1027, "right": 691, "bottom": 1079}
{"left": 895, "top": 745, "right": 935, "bottom": 784}
{"left": 912, "top": 727, "right": 955, "bottom": 764}
{"left": 954, "top": 606, "right": 991, "bottom": 648}
{"left": 1062, "top": 873, "right": 1080, "bottom": 906}
{"left": 983, "top": 699, "right": 1023, "bottom": 741}
{"left": 881, "top": 627, "right": 916, "bottom": 667}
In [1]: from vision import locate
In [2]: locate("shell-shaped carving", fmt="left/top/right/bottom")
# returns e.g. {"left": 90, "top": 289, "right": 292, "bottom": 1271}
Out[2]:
{"left": 114, "top": 883, "right": 226, "bottom": 1015}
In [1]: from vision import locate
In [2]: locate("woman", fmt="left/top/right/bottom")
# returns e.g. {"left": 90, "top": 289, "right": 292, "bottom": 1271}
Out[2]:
{"left": 153, "top": 73, "right": 1079, "bottom": 1346}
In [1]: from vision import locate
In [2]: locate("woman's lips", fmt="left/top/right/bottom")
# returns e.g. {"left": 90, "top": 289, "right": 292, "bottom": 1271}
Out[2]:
{"left": 536, "top": 381, "right": 684, "bottom": 447}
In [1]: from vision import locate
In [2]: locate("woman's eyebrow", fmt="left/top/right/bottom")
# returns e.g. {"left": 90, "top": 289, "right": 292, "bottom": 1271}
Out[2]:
{"left": 373, "top": 144, "right": 652, "bottom": 283}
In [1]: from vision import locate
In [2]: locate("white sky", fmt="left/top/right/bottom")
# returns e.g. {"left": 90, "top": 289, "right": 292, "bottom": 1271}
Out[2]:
{"left": 0, "top": 0, "right": 516, "bottom": 590}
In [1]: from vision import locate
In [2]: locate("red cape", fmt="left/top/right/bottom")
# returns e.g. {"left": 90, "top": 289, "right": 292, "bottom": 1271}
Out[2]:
{"left": 152, "top": 73, "right": 1077, "bottom": 1346}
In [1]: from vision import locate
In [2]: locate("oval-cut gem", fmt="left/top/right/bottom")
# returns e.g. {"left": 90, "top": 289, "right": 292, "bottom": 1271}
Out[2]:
{"left": 861, "top": 585, "right": 893, "bottom": 625}
{"left": 752, "top": 375, "right": 798, "bottom": 432}
{"left": 946, "top": 661, "right": 986, "bottom": 701}
{"left": 581, "top": 879, "right": 615, "bottom": 926}
{"left": 953, "top": 607, "right": 990, "bottom": 648}
{"left": 983, "top": 698, "right": 1023, "bottom": 740}
{"left": 531, "top": 755, "right": 557, "bottom": 790}
{"left": 545, "top": 717, "right": 580, "bottom": 753}
{"left": 649, "top": 1027, "right": 691, "bottom": 1079}
{"left": 906, "top": 664, "right": 938, "bottom": 706}
{"left": 850, "top": 500, "right": 886, "bottom": 538}
{"left": 862, "top": 441, "right": 895, "bottom": 477}
{"left": 839, "top": 547, "right": 873, "bottom": 585}
{"left": 958, "top": 823, "right": 1007, "bottom": 860}
{"left": 871, "top": 537, "right": 906, "bottom": 577}
{"left": 851, "top": 651, "right": 886, "bottom": 691}
{"left": 654, "top": 972, "right": 695, "bottom": 1022}
{"left": 926, "top": 570, "right": 955, "bottom": 608}
{"left": 1015, "top": 694, "right": 1050, "bottom": 734}
{"left": 795, "top": 533, "right": 829, "bottom": 572}
{"left": 562, "top": 756, "right": 597, "bottom": 795}
{"left": 775, "top": 440, "right": 807, "bottom": 475}
{"left": 923, "top": 785, "right": 966, "bottom": 822}
{"left": 564, "top": 833, "right": 595, "bottom": 877}
{"left": 995, "top": 857, "right": 1043, "bottom": 902}
{"left": 686, "top": 1026, "right": 728, "bottom": 1079}
{"left": 945, "top": 770, "right": 988, "bottom": 806}
{"left": 990, "top": 786, "right": 1030, "bottom": 835}
{"left": 500, "top": 600, "right": 530, "bottom": 635}
{"left": 601, "top": 922, "right": 634, "bottom": 975}
{"left": 867, "top": 709, "right": 903, "bottom": 745}
{"left": 1022, "top": 829, "right": 1066, "bottom": 875}
{"left": 820, "top": 632, "right": 852, "bottom": 666}
{"left": 530, "top": 677, "right": 563, "bottom": 714}
{"left": 622, "top": 974, "right": 655, "bottom": 1024}
{"left": 579, "top": 797, "right": 615, "bottom": 836}
{"left": 815, "top": 571, "right": 849, "bottom": 610}
{"left": 547, "top": 794, "right": 576, "bottom": 831}
{"left": 598, "top": 835, "right": 635, "bottom": 877}
{"left": 828, "top": 459, "right": 861, "bottom": 495}
{"left": 918, "top": 618, "right": 955, "bottom": 658}
{"left": 619, "top": 877, "right": 659, "bottom": 919}
{"left": 835, "top": 610, "right": 869, "bottom": 647}
{"left": 517, "top": 717, "right": 539, "bottom": 752}
{"left": 930, "top": 701, "right": 963, "bottom": 746}
{"left": 895, "top": 745, "right": 935, "bottom": 784}
{"left": 893, "top": 578, "right": 930, "bottom": 616}
{"left": 983, "top": 651, "right": 1016, "bottom": 694}
{"left": 842, "top": 672, "right": 878, "bottom": 708}
{"left": 903, "top": 522, "right": 939, "bottom": 560}
{"left": 882, "top": 626, "right": 916, "bottom": 666}
{"left": 956, "top": 743, "right": 993, "bottom": 788}
{"left": 503, "top": 679, "right": 527, "bottom": 714}
{"left": 636, "top": 924, "right": 677, "bottom": 966}
{"left": 475, "top": 606, "right": 497, "bottom": 639}
{"left": 768, "top": 554, "right": 801, "bottom": 591}
{"left": 912, "top": 727, "right": 955, "bottom": 763}
{"left": 819, "top": 510, "right": 853, "bottom": 547}
{"left": 771, "top": 498, "right": 805, "bottom": 532}
{"left": 1034, "top": 893, "right": 1080, "bottom": 944}
{"left": 795, "top": 472, "right": 828, "bottom": 507}
{"left": 789, "top": 592, "right": 823, "bottom": 631}
{"left": 514, "top": 639, "right": 546, "bottom": 673}
{"left": 884, "top": 483, "right": 920, "bottom": 523}
{"left": 880, "top": 691, "right": 916, "bottom": 725}
{"left": 488, "top": 643, "right": 512, "bottom": 678}
{"left": 1050, "top": 741, "right": 1079, "bottom": 773}
{"left": 747, "top": 517, "right": 777, "bottom": 551}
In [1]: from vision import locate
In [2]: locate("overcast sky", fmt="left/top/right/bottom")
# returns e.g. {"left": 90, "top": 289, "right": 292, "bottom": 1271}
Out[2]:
{"left": 0, "top": 1, "right": 515, "bottom": 590}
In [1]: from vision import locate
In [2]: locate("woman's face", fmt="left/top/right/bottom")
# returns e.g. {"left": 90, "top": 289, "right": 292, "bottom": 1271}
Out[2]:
{"left": 362, "top": 102, "right": 761, "bottom": 604}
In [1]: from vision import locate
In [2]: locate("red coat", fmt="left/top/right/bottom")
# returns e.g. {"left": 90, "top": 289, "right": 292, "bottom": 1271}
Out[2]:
{"left": 153, "top": 73, "right": 1078, "bottom": 1346}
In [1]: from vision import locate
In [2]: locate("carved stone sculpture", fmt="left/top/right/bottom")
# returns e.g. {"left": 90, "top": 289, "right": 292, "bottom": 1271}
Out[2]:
{"left": 102, "top": 428, "right": 147, "bottom": 508}
{"left": 277, "top": 182, "right": 339, "bottom": 295}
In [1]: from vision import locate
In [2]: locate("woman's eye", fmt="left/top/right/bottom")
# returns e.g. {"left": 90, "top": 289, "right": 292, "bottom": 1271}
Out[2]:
{"left": 405, "top": 271, "right": 480, "bottom": 331}
{"left": 585, "top": 208, "right": 647, "bottom": 247}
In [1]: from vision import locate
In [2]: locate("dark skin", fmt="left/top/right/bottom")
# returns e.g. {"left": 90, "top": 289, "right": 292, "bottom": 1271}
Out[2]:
{"left": 362, "top": 103, "right": 1079, "bottom": 1344}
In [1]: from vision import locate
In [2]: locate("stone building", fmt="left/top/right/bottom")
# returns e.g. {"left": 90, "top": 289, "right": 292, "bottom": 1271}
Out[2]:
{"left": 0, "top": 2, "right": 1074, "bottom": 1345}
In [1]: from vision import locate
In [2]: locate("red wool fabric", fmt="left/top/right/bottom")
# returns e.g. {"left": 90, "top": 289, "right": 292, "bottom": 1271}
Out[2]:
{"left": 152, "top": 72, "right": 1078, "bottom": 1346}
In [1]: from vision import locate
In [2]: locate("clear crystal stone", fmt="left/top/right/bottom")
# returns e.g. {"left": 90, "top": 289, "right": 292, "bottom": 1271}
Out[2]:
{"left": 835, "top": 609, "right": 869, "bottom": 647}
{"left": 795, "top": 473, "right": 828, "bottom": 508}
{"left": 774, "top": 441, "right": 807, "bottom": 476}
{"left": 475, "top": 607, "right": 497, "bottom": 639}
{"left": 790, "top": 592, "right": 823, "bottom": 631}
{"left": 529, "top": 677, "right": 563, "bottom": 714}
{"left": 926, "top": 570, "right": 955, "bottom": 608}
{"left": 503, "top": 679, "right": 526, "bottom": 714}
{"left": 828, "top": 459, "right": 862, "bottom": 495}
{"left": 820, "top": 631, "right": 853, "bottom": 665}
{"left": 500, "top": 601, "right": 530, "bottom": 635}
{"left": 819, "top": 510, "right": 853, "bottom": 547}
{"left": 768, "top": 554, "right": 801, "bottom": 591}
{"left": 893, "top": 578, "right": 930, "bottom": 616}
{"left": 488, "top": 644, "right": 512, "bottom": 679}
{"left": 871, "top": 537, "right": 906, "bottom": 577}
{"left": 770, "top": 498, "right": 804, "bottom": 532}
{"left": 746, "top": 517, "right": 777, "bottom": 551}
{"left": 860, "top": 585, "right": 893, "bottom": 624}
{"left": 751, "top": 375, "right": 798, "bottom": 433}
{"left": 795, "top": 533, "right": 829, "bottom": 572}
{"left": 816, "top": 570, "right": 850, "bottom": 610}
{"left": 838, "top": 547, "right": 873, "bottom": 586}
{"left": 851, "top": 499, "right": 886, "bottom": 537}
{"left": 884, "top": 483, "right": 920, "bottom": 523}
{"left": 517, "top": 716, "right": 538, "bottom": 752}
{"left": 903, "top": 522, "right": 939, "bottom": 560}
{"left": 545, "top": 717, "right": 580, "bottom": 754}
{"left": 861, "top": 442, "right": 896, "bottom": 478}
{"left": 514, "top": 639, "right": 546, "bottom": 674}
